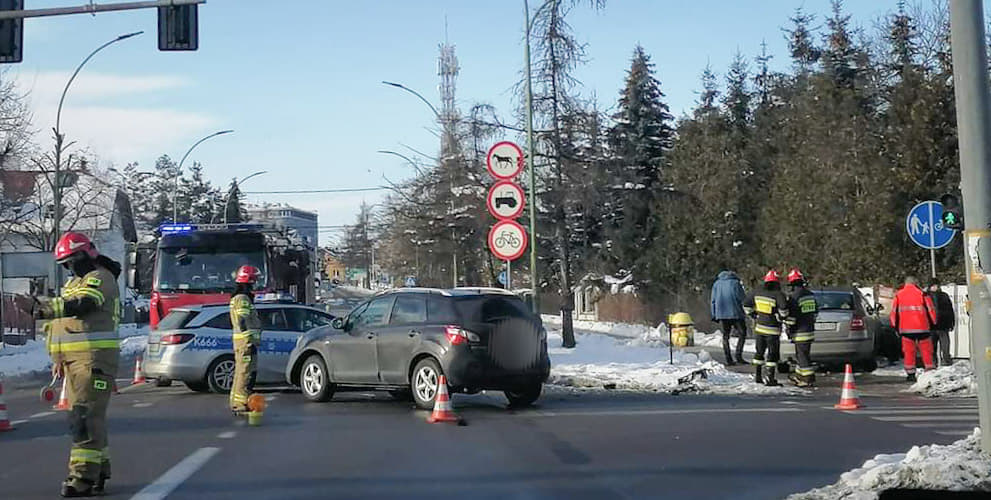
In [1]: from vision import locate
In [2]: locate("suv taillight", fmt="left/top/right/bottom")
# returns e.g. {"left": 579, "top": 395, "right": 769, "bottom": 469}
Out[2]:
{"left": 445, "top": 326, "right": 479, "bottom": 345}
{"left": 850, "top": 317, "right": 865, "bottom": 331}
{"left": 161, "top": 333, "right": 195, "bottom": 345}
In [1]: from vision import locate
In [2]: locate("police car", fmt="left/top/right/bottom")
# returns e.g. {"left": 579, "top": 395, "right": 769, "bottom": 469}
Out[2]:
{"left": 143, "top": 300, "right": 336, "bottom": 393}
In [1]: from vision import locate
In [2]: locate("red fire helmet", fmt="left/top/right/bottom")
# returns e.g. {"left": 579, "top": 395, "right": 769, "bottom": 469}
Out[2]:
{"left": 54, "top": 232, "right": 98, "bottom": 263}
{"left": 787, "top": 268, "right": 805, "bottom": 284}
{"left": 235, "top": 265, "right": 262, "bottom": 284}
{"left": 763, "top": 269, "right": 781, "bottom": 283}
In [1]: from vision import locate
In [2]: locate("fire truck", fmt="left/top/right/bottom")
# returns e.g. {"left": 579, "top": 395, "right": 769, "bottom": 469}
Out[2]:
{"left": 128, "top": 223, "right": 316, "bottom": 329}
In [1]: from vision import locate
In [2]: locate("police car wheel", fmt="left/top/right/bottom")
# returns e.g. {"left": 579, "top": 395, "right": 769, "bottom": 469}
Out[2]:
{"left": 207, "top": 356, "right": 236, "bottom": 394}
{"left": 301, "top": 354, "right": 334, "bottom": 402}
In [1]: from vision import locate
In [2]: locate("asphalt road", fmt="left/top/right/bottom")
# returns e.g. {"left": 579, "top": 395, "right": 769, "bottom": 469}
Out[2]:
{"left": 0, "top": 367, "right": 979, "bottom": 500}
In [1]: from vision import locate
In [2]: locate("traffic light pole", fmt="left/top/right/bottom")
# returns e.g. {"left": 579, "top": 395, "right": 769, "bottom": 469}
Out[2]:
{"left": 0, "top": 0, "right": 204, "bottom": 20}
{"left": 949, "top": 0, "right": 991, "bottom": 454}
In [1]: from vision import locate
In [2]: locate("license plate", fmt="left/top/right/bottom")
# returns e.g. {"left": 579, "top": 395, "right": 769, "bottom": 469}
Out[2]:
{"left": 815, "top": 322, "right": 837, "bottom": 331}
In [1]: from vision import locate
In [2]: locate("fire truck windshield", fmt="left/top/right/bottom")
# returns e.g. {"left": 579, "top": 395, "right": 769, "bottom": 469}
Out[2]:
{"left": 155, "top": 248, "right": 267, "bottom": 292}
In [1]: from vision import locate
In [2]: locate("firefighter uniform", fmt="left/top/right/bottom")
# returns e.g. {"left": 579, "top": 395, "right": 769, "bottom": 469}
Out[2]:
{"left": 743, "top": 270, "right": 789, "bottom": 386}
{"left": 37, "top": 233, "right": 121, "bottom": 496}
{"left": 784, "top": 270, "right": 818, "bottom": 387}
{"left": 229, "top": 292, "right": 261, "bottom": 413}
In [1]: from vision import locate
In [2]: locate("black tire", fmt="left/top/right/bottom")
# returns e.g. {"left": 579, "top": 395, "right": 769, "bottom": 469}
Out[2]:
{"left": 206, "top": 355, "right": 236, "bottom": 394}
{"left": 300, "top": 354, "right": 335, "bottom": 402}
{"left": 185, "top": 380, "right": 210, "bottom": 393}
{"left": 155, "top": 378, "right": 172, "bottom": 388}
{"left": 505, "top": 382, "right": 542, "bottom": 408}
{"left": 388, "top": 389, "right": 413, "bottom": 402}
{"left": 410, "top": 358, "right": 443, "bottom": 410}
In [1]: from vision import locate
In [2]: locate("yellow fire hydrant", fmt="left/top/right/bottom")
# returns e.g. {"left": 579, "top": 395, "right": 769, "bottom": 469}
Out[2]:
{"left": 667, "top": 312, "right": 695, "bottom": 347}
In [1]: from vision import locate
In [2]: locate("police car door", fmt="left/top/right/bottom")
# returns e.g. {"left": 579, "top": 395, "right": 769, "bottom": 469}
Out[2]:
{"left": 255, "top": 307, "right": 294, "bottom": 383}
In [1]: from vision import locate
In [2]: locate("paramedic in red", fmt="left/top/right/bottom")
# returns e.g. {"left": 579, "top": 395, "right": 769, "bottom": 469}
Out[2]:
{"left": 889, "top": 276, "right": 939, "bottom": 382}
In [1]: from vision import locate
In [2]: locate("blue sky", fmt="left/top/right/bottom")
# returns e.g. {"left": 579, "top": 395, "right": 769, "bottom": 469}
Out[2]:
{"left": 9, "top": 0, "right": 903, "bottom": 245}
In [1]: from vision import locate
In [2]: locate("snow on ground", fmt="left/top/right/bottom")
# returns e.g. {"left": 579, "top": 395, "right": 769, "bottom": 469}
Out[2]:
{"left": 0, "top": 324, "right": 149, "bottom": 378}
{"left": 545, "top": 327, "right": 803, "bottom": 396}
{"left": 906, "top": 361, "right": 977, "bottom": 398}
{"left": 694, "top": 330, "right": 757, "bottom": 353}
{"left": 541, "top": 314, "right": 657, "bottom": 339}
{"left": 789, "top": 429, "right": 991, "bottom": 499}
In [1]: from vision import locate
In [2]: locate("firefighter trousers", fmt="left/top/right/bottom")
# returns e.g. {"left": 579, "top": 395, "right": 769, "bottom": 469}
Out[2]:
{"left": 65, "top": 360, "right": 114, "bottom": 487}
{"left": 230, "top": 338, "right": 257, "bottom": 412}
{"left": 752, "top": 334, "right": 781, "bottom": 368}
{"left": 793, "top": 340, "right": 815, "bottom": 380}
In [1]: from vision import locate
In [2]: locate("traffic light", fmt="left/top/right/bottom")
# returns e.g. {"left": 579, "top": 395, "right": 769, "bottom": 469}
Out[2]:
{"left": 0, "top": 0, "right": 23, "bottom": 63}
{"left": 941, "top": 193, "right": 964, "bottom": 230}
{"left": 158, "top": 4, "right": 198, "bottom": 51}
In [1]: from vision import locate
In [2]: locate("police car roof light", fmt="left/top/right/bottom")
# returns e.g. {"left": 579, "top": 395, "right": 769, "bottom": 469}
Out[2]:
{"left": 159, "top": 223, "right": 195, "bottom": 234}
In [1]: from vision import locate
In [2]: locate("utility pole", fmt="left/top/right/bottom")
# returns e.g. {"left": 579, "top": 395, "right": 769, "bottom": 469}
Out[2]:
{"left": 949, "top": 0, "right": 991, "bottom": 454}
{"left": 524, "top": 0, "right": 539, "bottom": 313}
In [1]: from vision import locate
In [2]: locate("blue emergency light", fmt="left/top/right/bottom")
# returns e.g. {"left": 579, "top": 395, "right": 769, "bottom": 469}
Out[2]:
{"left": 159, "top": 223, "right": 195, "bottom": 234}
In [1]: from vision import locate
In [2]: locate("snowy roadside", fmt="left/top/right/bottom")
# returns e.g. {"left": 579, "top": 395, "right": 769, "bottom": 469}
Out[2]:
{"left": 541, "top": 314, "right": 758, "bottom": 353}
{"left": 545, "top": 326, "right": 804, "bottom": 396}
{"left": 906, "top": 361, "right": 977, "bottom": 398}
{"left": 0, "top": 324, "right": 149, "bottom": 380}
{"left": 789, "top": 429, "right": 991, "bottom": 499}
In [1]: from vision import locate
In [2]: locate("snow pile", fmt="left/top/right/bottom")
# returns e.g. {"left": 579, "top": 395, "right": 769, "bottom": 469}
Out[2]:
{"left": 907, "top": 361, "right": 977, "bottom": 398}
{"left": 694, "top": 330, "right": 757, "bottom": 353}
{"left": 120, "top": 335, "right": 148, "bottom": 357}
{"left": 789, "top": 428, "right": 991, "bottom": 499}
{"left": 547, "top": 329, "right": 802, "bottom": 395}
{"left": 542, "top": 314, "right": 658, "bottom": 340}
{"left": 0, "top": 339, "right": 50, "bottom": 378}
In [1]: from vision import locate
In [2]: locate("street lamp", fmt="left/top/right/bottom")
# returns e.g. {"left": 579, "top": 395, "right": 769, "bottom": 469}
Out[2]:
{"left": 219, "top": 170, "right": 267, "bottom": 224}
{"left": 51, "top": 30, "right": 142, "bottom": 288}
{"left": 382, "top": 81, "right": 441, "bottom": 119}
{"left": 377, "top": 150, "right": 425, "bottom": 175}
{"left": 523, "top": 0, "right": 541, "bottom": 312}
{"left": 172, "top": 129, "right": 234, "bottom": 222}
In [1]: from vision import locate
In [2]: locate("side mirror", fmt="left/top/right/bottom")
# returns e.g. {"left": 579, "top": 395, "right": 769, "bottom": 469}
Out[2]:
{"left": 331, "top": 317, "right": 344, "bottom": 330}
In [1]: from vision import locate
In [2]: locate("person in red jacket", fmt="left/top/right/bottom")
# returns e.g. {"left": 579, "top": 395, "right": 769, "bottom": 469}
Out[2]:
{"left": 890, "top": 276, "right": 938, "bottom": 382}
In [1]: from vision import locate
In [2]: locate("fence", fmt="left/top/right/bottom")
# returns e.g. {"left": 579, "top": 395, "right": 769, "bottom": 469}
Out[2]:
{"left": 1, "top": 293, "right": 36, "bottom": 345}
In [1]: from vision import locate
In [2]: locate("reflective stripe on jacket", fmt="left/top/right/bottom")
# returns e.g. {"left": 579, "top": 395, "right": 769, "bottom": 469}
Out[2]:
{"left": 743, "top": 289, "right": 789, "bottom": 336}
{"left": 889, "top": 284, "right": 937, "bottom": 335}
{"left": 230, "top": 294, "right": 261, "bottom": 344}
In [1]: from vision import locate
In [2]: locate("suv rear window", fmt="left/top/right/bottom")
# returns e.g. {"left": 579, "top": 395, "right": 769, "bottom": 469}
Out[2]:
{"left": 158, "top": 309, "right": 198, "bottom": 330}
{"left": 454, "top": 296, "right": 532, "bottom": 323}
{"left": 814, "top": 291, "right": 855, "bottom": 310}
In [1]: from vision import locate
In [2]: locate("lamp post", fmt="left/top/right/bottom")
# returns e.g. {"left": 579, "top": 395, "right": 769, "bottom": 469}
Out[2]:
{"left": 523, "top": 0, "right": 541, "bottom": 312}
{"left": 220, "top": 170, "right": 267, "bottom": 224}
{"left": 172, "top": 129, "right": 234, "bottom": 222}
{"left": 51, "top": 30, "right": 142, "bottom": 289}
{"left": 382, "top": 81, "right": 459, "bottom": 288}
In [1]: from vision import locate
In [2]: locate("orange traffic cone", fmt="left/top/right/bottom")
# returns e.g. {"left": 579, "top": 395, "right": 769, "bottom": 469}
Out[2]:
{"left": 834, "top": 363, "right": 864, "bottom": 410}
{"left": 426, "top": 375, "right": 462, "bottom": 424}
{"left": 53, "top": 377, "right": 69, "bottom": 411}
{"left": 132, "top": 357, "right": 146, "bottom": 385}
{"left": 0, "top": 378, "right": 14, "bottom": 432}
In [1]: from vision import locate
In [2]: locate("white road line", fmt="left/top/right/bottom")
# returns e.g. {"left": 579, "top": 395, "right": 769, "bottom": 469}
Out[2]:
{"left": 936, "top": 430, "right": 976, "bottom": 436}
{"left": 871, "top": 415, "right": 978, "bottom": 422}
{"left": 130, "top": 447, "right": 220, "bottom": 500}
{"left": 10, "top": 419, "right": 27, "bottom": 425}
{"left": 529, "top": 407, "right": 803, "bottom": 418}
{"left": 823, "top": 405, "right": 976, "bottom": 411}
{"left": 29, "top": 411, "right": 55, "bottom": 418}
{"left": 902, "top": 423, "right": 981, "bottom": 428}
{"left": 133, "top": 402, "right": 153, "bottom": 408}
{"left": 217, "top": 431, "right": 236, "bottom": 439}
{"left": 851, "top": 409, "right": 978, "bottom": 415}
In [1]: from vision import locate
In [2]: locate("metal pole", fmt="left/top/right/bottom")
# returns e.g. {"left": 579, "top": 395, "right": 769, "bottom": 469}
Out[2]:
{"left": 506, "top": 259, "right": 512, "bottom": 289}
{"left": 0, "top": 0, "right": 205, "bottom": 20}
{"left": 524, "top": 0, "right": 539, "bottom": 313}
{"left": 929, "top": 202, "right": 937, "bottom": 279}
{"left": 949, "top": 0, "right": 991, "bottom": 453}
{"left": 173, "top": 129, "right": 234, "bottom": 222}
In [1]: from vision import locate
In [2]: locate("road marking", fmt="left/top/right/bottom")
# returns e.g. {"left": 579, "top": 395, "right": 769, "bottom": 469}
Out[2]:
{"left": 851, "top": 409, "right": 978, "bottom": 415}
{"left": 824, "top": 405, "right": 976, "bottom": 411}
{"left": 871, "top": 415, "right": 978, "bottom": 422}
{"left": 133, "top": 402, "right": 153, "bottom": 408}
{"left": 528, "top": 407, "right": 802, "bottom": 418}
{"left": 11, "top": 419, "right": 27, "bottom": 425}
{"left": 217, "top": 431, "right": 236, "bottom": 439}
{"left": 29, "top": 411, "right": 54, "bottom": 418}
{"left": 130, "top": 447, "right": 220, "bottom": 500}
{"left": 902, "top": 423, "right": 981, "bottom": 428}
{"left": 936, "top": 430, "right": 976, "bottom": 436}
{"left": 119, "top": 383, "right": 147, "bottom": 394}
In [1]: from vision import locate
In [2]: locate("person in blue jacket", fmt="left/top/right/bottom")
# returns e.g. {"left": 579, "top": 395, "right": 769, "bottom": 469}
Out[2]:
{"left": 711, "top": 270, "right": 748, "bottom": 365}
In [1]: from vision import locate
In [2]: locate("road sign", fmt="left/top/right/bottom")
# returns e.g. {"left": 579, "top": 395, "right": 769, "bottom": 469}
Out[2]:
{"left": 486, "top": 141, "right": 524, "bottom": 180}
{"left": 488, "top": 220, "right": 528, "bottom": 261}
{"left": 487, "top": 180, "right": 525, "bottom": 220}
{"left": 497, "top": 270, "right": 507, "bottom": 286}
{"left": 907, "top": 201, "right": 956, "bottom": 249}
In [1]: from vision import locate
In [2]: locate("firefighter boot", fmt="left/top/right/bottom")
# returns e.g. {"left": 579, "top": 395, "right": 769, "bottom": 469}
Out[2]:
{"left": 754, "top": 365, "right": 764, "bottom": 385}
{"left": 806, "top": 373, "right": 816, "bottom": 388}
{"left": 788, "top": 371, "right": 802, "bottom": 387}
{"left": 93, "top": 474, "right": 108, "bottom": 495}
{"left": 764, "top": 365, "right": 780, "bottom": 387}
{"left": 60, "top": 478, "right": 95, "bottom": 498}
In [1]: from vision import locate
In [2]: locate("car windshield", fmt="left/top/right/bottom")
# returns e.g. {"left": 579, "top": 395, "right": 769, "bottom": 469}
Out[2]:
{"left": 814, "top": 291, "right": 856, "bottom": 311}
{"left": 156, "top": 248, "right": 267, "bottom": 292}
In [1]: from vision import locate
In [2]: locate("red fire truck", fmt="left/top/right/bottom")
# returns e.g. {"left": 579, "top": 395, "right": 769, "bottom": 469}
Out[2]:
{"left": 129, "top": 223, "right": 315, "bottom": 329}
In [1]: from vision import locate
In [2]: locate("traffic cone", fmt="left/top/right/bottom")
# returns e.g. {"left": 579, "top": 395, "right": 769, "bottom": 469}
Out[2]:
{"left": 132, "top": 357, "right": 146, "bottom": 385}
{"left": 426, "top": 375, "right": 462, "bottom": 424}
{"left": 53, "top": 377, "right": 69, "bottom": 411}
{"left": 834, "top": 363, "right": 864, "bottom": 410}
{"left": 0, "top": 378, "right": 14, "bottom": 432}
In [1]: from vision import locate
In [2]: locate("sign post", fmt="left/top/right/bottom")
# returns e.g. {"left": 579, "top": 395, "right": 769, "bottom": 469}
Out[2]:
{"left": 906, "top": 200, "right": 956, "bottom": 278}
{"left": 486, "top": 141, "right": 528, "bottom": 289}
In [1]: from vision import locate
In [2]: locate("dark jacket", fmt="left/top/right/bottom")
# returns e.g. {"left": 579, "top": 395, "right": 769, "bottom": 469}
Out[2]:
{"left": 785, "top": 285, "right": 818, "bottom": 341}
{"left": 743, "top": 284, "right": 789, "bottom": 336}
{"left": 928, "top": 289, "right": 956, "bottom": 331}
{"left": 711, "top": 271, "right": 746, "bottom": 320}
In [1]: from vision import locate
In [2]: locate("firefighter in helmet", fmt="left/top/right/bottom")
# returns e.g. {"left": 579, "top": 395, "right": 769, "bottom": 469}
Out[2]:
{"left": 784, "top": 268, "right": 818, "bottom": 387}
{"left": 32, "top": 232, "right": 122, "bottom": 497}
{"left": 743, "top": 270, "right": 789, "bottom": 386}
{"left": 229, "top": 265, "right": 262, "bottom": 416}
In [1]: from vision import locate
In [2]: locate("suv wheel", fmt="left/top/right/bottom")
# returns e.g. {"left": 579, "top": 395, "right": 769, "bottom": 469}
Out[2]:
{"left": 185, "top": 380, "right": 210, "bottom": 393}
{"left": 411, "top": 358, "right": 443, "bottom": 410}
{"left": 300, "top": 354, "right": 335, "bottom": 402}
{"left": 505, "top": 382, "right": 542, "bottom": 408}
{"left": 206, "top": 356, "right": 235, "bottom": 394}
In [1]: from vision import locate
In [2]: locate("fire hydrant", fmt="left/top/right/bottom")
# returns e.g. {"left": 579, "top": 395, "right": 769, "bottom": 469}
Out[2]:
{"left": 667, "top": 312, "right": 695, "bottom": 347}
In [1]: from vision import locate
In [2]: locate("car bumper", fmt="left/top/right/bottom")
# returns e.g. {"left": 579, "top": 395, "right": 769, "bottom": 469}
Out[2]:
{"left": 442, "top": 347, "right": 550, "bottom": 390}
{"left": 780, "top": 337, "right": 874, "bottom": 363}
{"left": 142, "top": 344, "right": 212, "bottom": 382}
